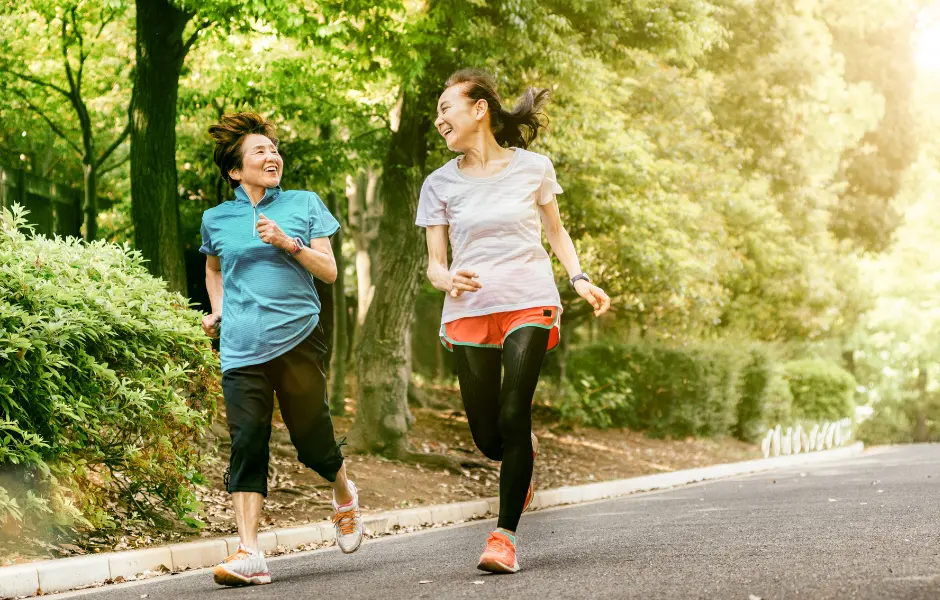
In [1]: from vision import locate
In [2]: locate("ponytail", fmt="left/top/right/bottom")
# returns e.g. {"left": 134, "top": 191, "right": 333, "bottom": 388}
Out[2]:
{"left": 444, "top": 69, "right": 551, "bottom": 149}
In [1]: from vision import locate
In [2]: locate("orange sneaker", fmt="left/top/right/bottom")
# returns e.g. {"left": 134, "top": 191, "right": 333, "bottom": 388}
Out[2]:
{"left": 477, "top": 531, "right": 520, "bottom": 574}
{"left": 522, "top": 432, "right": 539, "bottom": 513}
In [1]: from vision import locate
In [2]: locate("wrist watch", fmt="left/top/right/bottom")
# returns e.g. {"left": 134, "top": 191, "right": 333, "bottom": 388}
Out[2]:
{"left": 288, "top": 237, "right": 305, "bottom": 256}
{"left": 569, "top": 272, "right": 591, "bottom": 287}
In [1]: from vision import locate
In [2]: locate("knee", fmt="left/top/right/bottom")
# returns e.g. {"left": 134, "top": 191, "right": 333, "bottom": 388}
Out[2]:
{"left": 475, "top": 436, "right": 503, "bottom": 461}
{"left": 498, "top": 399, "right": 531, "bottom": 444}
{"left": 229, "top": 420, "right": 270, "bottom": 457}
{"left": 295, "top": 437, "right": 345, "bottom": 481}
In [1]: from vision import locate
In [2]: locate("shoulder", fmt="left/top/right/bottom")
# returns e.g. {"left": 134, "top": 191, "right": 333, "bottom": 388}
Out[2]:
{"left": 280, "top": 189, "right": 321, "bottom": 204}
{"left": 202, "top": 201, "right": 233, "bottom": 223}
{"left": 517, "top": 148, "right": 552, "bottom": 168}
{"left": 423, "top": 159, "right": 459, "bottom": 190}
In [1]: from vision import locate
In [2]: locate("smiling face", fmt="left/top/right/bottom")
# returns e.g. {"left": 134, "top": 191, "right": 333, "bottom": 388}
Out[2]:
{"left": 229, "top": 133, "right": 283, "bottom": 189}
{"left": 435, "top": 84, "right": 489, "bottom": 153}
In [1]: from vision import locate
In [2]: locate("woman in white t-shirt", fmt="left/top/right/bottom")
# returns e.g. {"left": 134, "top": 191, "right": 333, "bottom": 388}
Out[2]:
{"left": 416, "top": 69, "right": 611, "bottom": 574}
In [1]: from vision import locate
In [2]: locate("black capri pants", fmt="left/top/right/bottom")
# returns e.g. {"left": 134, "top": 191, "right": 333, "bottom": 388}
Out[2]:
{"left": 221, "top": 325, "right": 344, "bottom": 495}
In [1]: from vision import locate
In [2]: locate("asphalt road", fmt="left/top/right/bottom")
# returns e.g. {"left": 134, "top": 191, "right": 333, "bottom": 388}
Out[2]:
{"left": 52, "top": 445, "right": 940, "bottom": 600}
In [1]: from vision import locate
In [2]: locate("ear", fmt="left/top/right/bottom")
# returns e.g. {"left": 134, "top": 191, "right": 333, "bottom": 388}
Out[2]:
{"left": 228, "top": 167, "right": 242, "bottom": 182}
{"left": 474, "top": 98, "right": 488, "bottom": 122}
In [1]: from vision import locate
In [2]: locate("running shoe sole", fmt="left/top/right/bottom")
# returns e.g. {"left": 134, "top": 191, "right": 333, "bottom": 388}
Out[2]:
{"left": 213, "top": 565, "right": 272, "bottom": 586}
{"left": 477, "top": 555, "right": 521, "bottom": 574}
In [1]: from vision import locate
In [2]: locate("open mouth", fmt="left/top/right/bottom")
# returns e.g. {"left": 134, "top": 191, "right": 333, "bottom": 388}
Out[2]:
{"left": 264, "top": 166, "right": 279, "bottom": 174}
{"left": 441, "top": 126, "right": 453, "bottom": 137}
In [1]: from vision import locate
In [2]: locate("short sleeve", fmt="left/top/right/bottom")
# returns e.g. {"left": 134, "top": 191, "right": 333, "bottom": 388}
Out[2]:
{"left": 307, "top": 192, "right": 341, "bottom": 240}
{"left": 539, "top": 156, "right": 564, "bottom": 205}
{"left": 415, "top": 178, "right": 448, "bottom": 227}
{"left": 199, "top": 215, "right": 217, "bottom": 256}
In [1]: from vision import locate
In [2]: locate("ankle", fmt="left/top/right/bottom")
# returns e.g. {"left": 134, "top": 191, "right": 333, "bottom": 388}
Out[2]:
{"left": 495, "top": 528, "right": 516, "bottom": 544}
{"left": 333, "top": 482, "right": 354, "bottom": 507}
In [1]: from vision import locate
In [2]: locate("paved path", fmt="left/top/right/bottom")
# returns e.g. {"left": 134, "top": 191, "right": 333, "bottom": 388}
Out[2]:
{"left": 52, "top": 445, "right": 940, "bottom": 599}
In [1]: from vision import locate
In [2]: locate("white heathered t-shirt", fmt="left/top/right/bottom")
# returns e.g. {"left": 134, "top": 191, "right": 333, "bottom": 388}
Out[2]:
{"left": 415, "top": 148, "right": 564, "bottom": 324}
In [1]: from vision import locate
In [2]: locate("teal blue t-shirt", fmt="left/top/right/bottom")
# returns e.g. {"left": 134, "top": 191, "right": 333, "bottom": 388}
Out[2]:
{"left": 199, "top": 185, "right": 340, "bottom": 372}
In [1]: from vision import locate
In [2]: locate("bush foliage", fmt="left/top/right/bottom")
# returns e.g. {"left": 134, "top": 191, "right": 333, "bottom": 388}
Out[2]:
{"left": 559, "top": 342, "right": 748, "bottom": 438}
{"left": 785, "top": 358, "right": 857, "bottom": 422}
{"left": 0, "top": 206, "right": 217, "bottom": 535}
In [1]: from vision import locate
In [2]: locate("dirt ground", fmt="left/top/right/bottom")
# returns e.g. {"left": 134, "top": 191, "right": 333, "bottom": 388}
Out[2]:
{"left": 2, "top": 389, "right": 757, "bottom": 565}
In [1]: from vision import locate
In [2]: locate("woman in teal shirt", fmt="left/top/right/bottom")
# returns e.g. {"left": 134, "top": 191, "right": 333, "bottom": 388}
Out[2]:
{"left": 199, "top": 112, "right": 363, "bottom": 586}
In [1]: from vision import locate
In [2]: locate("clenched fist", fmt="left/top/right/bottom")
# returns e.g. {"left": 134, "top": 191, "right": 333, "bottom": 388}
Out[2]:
{"left": 256, "top": 213, "right": 293, "bottom": 251}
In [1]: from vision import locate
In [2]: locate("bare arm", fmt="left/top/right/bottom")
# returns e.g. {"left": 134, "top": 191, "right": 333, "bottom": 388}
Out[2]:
{"left": 202, "top": 255, "right": 223, "bottom": 337}
{"left": 294, "top": 236, "right": 337, "bottom": 283}
{"left": 539, "top": 198, "right": 611, "bottom": 316}
{"left": 425, "top": 225, "right": 480, "bottom": 297}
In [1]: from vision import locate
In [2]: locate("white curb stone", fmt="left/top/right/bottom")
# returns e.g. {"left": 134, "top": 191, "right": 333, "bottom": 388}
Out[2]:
{"left": 0, "top": 443, "right": 864, "bottom": 599}
{"left": 169, "top": 539, "right": 226, "bottom": 572}
{"left": 224, "top": 531, "right": 277, "bottom": 555}
{"left": 37, "top": 556, "right": 110, "bottom": 595}
{"left": 457, "top": 500, "right": 489, "bottom": 520}
{"left": 108, "top": 547, "right": 172, "bottom": 580}
{"left": 317, "top": 521, "right": 336, "bottom": 543}
{"left": 275, "top": 524, "right": 323, "bottom": 550}
{"left": 0, "top": 564, "right": 39, "bottom": 598}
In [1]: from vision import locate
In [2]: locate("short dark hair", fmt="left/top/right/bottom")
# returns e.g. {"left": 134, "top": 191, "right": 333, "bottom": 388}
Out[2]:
{"left": 444, "top": 69, "right": 551, "bottom": 149}
{"left": 208, "top": 112, "right": 278, "bottom": 189}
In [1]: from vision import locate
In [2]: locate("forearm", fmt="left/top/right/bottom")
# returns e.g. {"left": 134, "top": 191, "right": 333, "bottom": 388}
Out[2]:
{"left": 206, "top": 268, "right": 224, "bottom": 315}
{"left": 427, "top": 261, "right": 452, "bottom": 293}
{"left": 546, "top": 227, "right": 583, "bottom": 279}
{"left": 294, "top": 246, "right": 337, "bottom": 283}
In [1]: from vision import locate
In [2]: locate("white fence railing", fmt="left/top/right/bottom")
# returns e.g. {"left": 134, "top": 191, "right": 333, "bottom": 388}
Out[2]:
{"left": 760, "top": 418, "right": 853, "bottom": 458}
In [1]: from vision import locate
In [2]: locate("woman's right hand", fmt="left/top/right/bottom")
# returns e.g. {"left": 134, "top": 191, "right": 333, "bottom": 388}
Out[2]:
{"left": 201, "top": 313, "right": 221, "bottom": 338}
{"left": 449, "top": 269, "right": 482, "bottom": 297}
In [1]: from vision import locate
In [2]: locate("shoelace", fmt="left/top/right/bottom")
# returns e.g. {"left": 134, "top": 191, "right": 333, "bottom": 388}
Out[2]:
{"left": 332, "top": 508, "right": 359, "bottom": 535}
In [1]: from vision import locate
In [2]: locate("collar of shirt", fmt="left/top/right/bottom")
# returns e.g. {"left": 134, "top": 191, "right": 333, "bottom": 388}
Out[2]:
{"left": 234, "top": 184, "right": 282, "bottom": 206}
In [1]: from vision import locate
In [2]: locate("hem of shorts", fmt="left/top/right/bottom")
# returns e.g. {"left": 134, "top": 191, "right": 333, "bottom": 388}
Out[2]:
{"left": 441, "top": 300, "right": 563, "bottom": 324}
{"left": 227, "top": 486, "right": 268, "bottom": 497}
{"left": 220, "top": 316, "right": 319, "bottom": 374}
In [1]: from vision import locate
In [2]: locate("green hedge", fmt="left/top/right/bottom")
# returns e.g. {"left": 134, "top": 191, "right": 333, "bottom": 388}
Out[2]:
{"left": 559, "top": 342, "right": 747, "bottom": 438}
{"left": 734, "top": 346, "right": 793, "bottom": 441}
{"left": 785, "top": 358, "right": 857, "bottom": 421}
{"left": 0, "top": 206, "right": 217, "bottom": 535}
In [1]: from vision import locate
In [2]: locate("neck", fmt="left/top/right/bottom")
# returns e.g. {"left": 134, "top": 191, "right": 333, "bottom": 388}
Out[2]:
{"left": 241, "top": 183, "right": 266, "bottom": 206}
{"left": 461, "top": 132, "right": 511, "bottom": 170}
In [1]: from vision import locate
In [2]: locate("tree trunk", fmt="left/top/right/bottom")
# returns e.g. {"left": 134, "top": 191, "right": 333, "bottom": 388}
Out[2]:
{"left": 129, "top": 0, "right": 191, "bottom": 293}
{"left": 914, "top": 363, "right": 929, "bottom": 443}
{"left": 327, "top": 190, "right": 348, "bottom": 416}
{"left": 82, "top": 162, "right": 97, "bottom": 241}
{"left": 350, "top": 88, "right": 431, "bottom": 455}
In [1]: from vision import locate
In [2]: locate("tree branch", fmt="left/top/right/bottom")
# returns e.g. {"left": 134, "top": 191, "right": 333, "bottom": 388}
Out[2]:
{"left": 182, "top": 19, "right": 213, "bottom": 57}
{"left": 0, "top": 65, "right": 71, "bottom": 98}
{"left": 60, "top": 16, "right": 80, "bottom": 100}
{"left": 98, "top": 153, "right": 130, "bottom": 176}
{"left": 8, "top": 88, "right": 82, "bottom": 157}
{"left": 97, "top": 121, "right": 131, "bottom": 166}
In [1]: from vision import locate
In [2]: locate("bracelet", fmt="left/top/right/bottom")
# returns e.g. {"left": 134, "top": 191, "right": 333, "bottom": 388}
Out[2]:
{"left": 569, "top": 273, "right": 591, "bottom": 287}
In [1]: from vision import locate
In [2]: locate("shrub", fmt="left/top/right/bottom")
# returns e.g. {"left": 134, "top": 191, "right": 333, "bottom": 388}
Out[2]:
{"left": 560, "top": 341, "right": 747, "bottom": 438}
{"left": 785, "top": 358, "right": 856, "bottom": 421}
{"left": 0, "top": 206, "right": 218, "bottom": 536}
{"left": 734, "top": 345, "right": 793, "bottom": 441}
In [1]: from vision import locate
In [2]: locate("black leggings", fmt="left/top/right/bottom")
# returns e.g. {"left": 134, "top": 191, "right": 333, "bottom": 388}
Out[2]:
{"left": 452, "top": 326, "right": 549, "bottom": 532}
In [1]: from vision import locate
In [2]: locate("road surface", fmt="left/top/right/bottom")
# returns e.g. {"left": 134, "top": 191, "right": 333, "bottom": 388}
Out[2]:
{"left": 52, "top": 445, "right": 940, "bottom": 599}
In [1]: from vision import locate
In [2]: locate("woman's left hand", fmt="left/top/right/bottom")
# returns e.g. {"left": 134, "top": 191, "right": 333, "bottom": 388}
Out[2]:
{"left": 574, "top": 280, "right": 611, "bottom": 317}
{"left": 256, "top": 213, "right": 293, "bottom": 251}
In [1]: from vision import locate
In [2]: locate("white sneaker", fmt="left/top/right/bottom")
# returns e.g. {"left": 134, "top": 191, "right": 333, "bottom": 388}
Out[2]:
{"left": 213, "top": 543, "right": 271, "bottom": 586}
{"left": 332, "top": 480, "right": 364, "bottom": 554}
